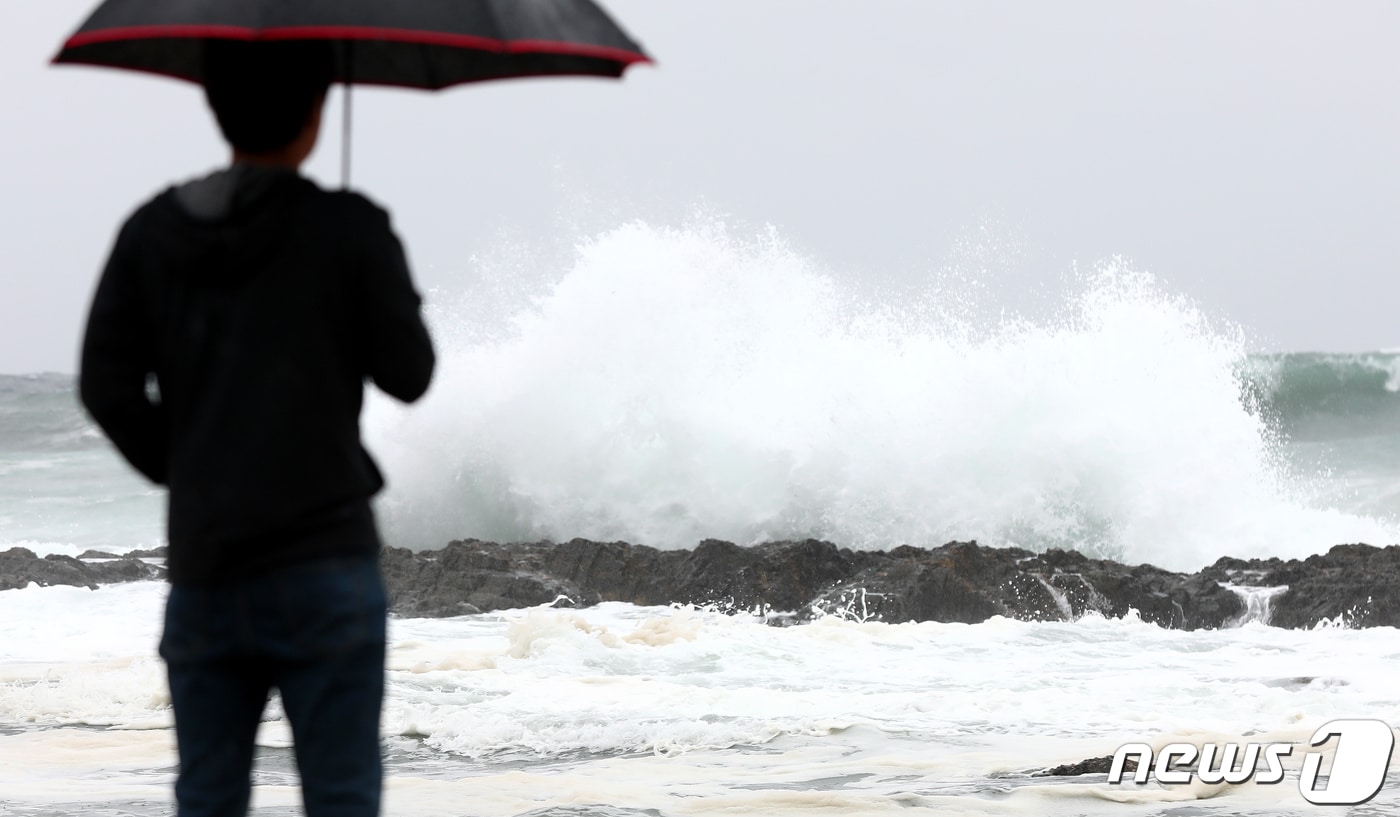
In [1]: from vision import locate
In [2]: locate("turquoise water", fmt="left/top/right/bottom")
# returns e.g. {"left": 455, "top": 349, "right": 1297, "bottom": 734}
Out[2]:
{"left": 0, "top": 373, "right": 162, "bottom": 556}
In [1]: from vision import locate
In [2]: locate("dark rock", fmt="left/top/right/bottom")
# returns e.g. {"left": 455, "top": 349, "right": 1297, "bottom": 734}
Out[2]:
{"left": 77, "top": 549, "right": 119, "bottom": 559}
{"left": 31, "top": 553, "right": 96, "bottom": 590}
{"left": 1034, "top": 751, "right": 1206, "bottom": 778}
{"left": 1265, "top": 544, "right": 1400, "bottom": 629}
{"left": 6, "top": 536, "right": 1396, "bottom": 631}
{"left": 0, "top": 551, "right": 98, "bottom": 590}
{"left": 1035, "top": 755, "right": 1131, "bottom": 777}
{"left": 1032, "top": 751, "right": 1206, "bottom": 778}
{"left": 1199, "top": 555, "right": 1290, "bottom": 587}
{"left": 96, "top": 556, "right": 169, "bottom": 584}
{"left": 805, "top": 541, "right": 1246, "bottom": 628}
{"left": 1010, "top": 554, "right": 1247, "bottom": 629}
{"left": 0, "top": 548, "right": 45, "bottom": 591}
{"left": 810, "top": 542, "right": 1006, "bottom": 623}
{"left": 538, "top": 537, "right": 856, "bottom": 614}
{"left": 124, "top": 546, "right": 169, "bottom": 558}
{"left": 671, "top": 539, "right": 854, "bottom": 613}
{"left": 377, "top": 538, "right": 1254, "bottom": 628}
{"left": 543, "top": 538, "right": 680, "bottom": 606}
{"left": 381, "top": 540, "right": 599, "bottom": 618}
{"left": 0, "top": 547, "right": 165, "bottom": 590}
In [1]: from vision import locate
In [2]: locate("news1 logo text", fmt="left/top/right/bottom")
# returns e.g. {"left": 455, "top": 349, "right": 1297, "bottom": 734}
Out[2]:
{"left": 1109, "top": 719, "right": 1396, "bottom": 805}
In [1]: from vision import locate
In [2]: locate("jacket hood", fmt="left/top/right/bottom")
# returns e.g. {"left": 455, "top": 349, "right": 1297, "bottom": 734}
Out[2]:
{"left": 173, "top": 163, "right": 302, "bottom": 223}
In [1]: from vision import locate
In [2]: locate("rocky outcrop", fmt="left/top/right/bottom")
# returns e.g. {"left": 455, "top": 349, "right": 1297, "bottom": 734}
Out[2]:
{"left": 1034, "top": 755, "right": 1129, "bottom": 777}
{"left": 378, "top": 538, "right": 1400, "bottom": 629}
{"left": 380, "top": 538, "right": 1253, "bottom": 629}
{"left": 4, "top": 540, "right": 1396, "bottom": 630}
{"left": 0, "top": 547, "right": 166, "bottom": 590}
{"left": 1201, "top": 543, "right": 1400, "bottom": 629}
{"left": 379, "top": 537, "right": 856, "bottom": 618}
{"left": 380, "top": 539, "right": 596, "bottom": 617}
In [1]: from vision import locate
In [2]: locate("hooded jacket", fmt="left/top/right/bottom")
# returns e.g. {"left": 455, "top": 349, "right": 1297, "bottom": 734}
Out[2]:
{"left": 79, "top": 165, "right": 435, "bottom": 585}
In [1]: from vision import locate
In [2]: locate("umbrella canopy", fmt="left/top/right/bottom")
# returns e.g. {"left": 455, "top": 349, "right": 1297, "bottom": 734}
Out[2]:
{"left": 53, "top": 0, "right": 651, "bottom": 89}
{"left": 53, "top": 1, "right": 649, "bottom": 185}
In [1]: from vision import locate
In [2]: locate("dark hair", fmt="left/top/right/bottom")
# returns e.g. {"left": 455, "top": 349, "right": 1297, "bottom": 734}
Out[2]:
{"left": 202, "top": 39, "right": 336, "bottom": 155}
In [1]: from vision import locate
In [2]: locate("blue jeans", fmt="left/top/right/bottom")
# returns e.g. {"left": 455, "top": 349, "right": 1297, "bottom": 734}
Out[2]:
{"left": 159, "top": 555, "right": 387, "bottom": 817}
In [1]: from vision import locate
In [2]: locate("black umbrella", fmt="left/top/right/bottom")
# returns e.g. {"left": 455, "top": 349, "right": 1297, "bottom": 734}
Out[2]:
{"left": 53, "top": 0, "right": 650, "bottom": 183}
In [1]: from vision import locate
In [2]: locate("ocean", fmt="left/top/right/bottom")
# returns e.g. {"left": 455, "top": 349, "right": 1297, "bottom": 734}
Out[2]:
{"left": 2, "top": 223, "right": 1398, "bottom": 815}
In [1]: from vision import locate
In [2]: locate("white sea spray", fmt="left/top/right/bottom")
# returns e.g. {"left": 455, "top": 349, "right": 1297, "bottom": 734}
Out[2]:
{"left": 365, "top": 221, "right": 1399, "bottom": 570}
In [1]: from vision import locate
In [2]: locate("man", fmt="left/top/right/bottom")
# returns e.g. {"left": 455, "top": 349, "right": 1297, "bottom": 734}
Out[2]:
{"left": 79, "top": 39, "right": 435, "bottom": 817}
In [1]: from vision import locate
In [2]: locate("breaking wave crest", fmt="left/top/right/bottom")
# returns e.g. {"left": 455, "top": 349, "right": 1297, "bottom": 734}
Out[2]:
{"left": 344, "top": 222, "right": 1396, "bottom": 569}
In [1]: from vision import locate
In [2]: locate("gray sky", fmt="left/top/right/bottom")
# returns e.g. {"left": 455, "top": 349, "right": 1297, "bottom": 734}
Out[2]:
{"left": 4, "top": 1, "right": 1399, "bottom": 373}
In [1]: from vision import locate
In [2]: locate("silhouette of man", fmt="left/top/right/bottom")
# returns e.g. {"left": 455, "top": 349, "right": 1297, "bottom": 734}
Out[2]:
{"left": 79, "top": 40, "right": 434, "bottom": 817}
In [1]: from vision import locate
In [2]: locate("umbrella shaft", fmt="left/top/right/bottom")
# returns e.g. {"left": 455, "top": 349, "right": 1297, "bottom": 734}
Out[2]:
{"left": 340, "top": 40, "right": 354, "bottom": 189}
{"left": 341, "top": 81, "right": 352, "bottom": 189}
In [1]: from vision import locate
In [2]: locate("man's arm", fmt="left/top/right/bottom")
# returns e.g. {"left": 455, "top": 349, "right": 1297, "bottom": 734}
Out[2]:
{"left": 78, "top": 216, "right": 169, "bottom": 484}
{"left": 357, "top": 205, "right": 436, "bottom": 403}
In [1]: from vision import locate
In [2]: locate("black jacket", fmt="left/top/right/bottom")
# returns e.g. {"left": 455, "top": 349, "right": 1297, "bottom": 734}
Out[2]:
{"left": 80, "top": 165, "right": 435, "bottom": 585}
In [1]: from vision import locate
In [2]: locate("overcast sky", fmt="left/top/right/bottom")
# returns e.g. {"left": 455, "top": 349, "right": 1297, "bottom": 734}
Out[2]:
{"left": 3, "top": 2, "right": 1399, "bottom": 373}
